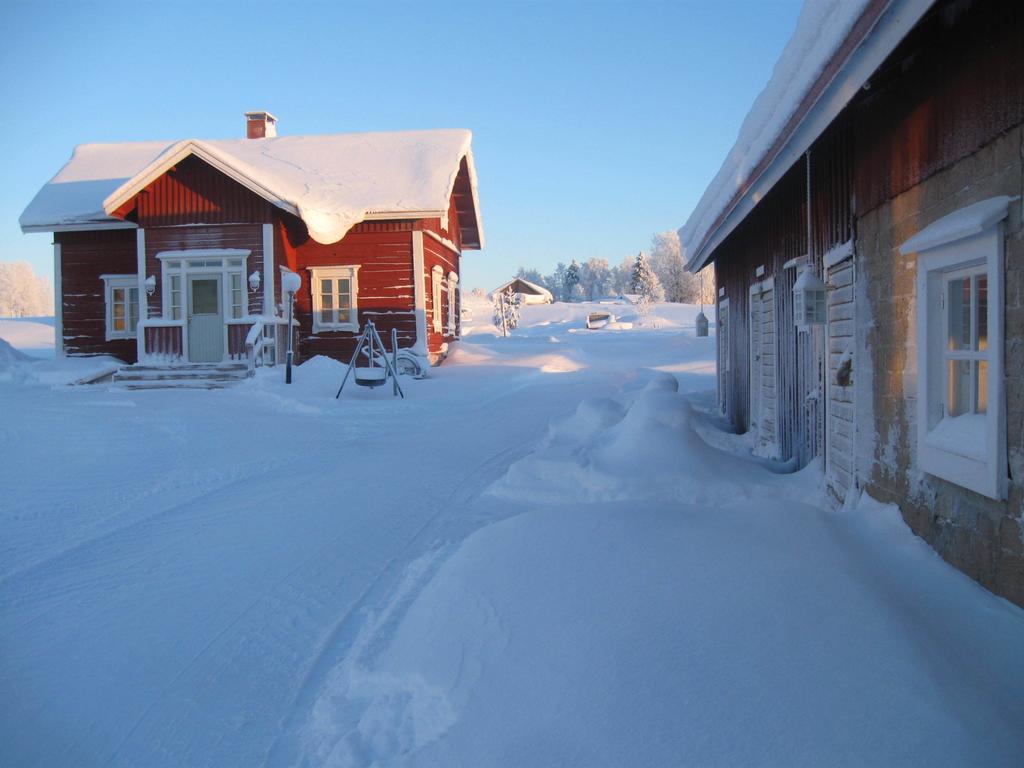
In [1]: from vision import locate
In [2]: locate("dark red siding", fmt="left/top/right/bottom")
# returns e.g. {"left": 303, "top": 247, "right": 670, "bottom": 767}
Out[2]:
{"left": 55, "top": 229, "right": 138, "bottom": 362}
{"left": 115, "top": 154, "right": 273, "bottom": 227}
{"left": 275, "top": 212, "right": 418, "bottom": 361}
{"left": 144, "top": 325, "right": 182, "bottom": 358}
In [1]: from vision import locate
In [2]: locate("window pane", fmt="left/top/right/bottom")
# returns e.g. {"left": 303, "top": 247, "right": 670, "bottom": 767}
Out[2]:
{"left": 947, "top": 277, "right": 971, "bottom": 351}
{"left": 947, "top": 359, "right": 972, "bottom": 417}
{"left": 113, "top": 288, "right": 125, "bottom": 331}
{"left": 192, "top": 279, "right": 219, "bottom": 314}
{"left": 321, "top": 279, "right": 333, "bottom": 295}
{"left": 339, "top": 278, "right": 350, "bottom": 296}
{"left": 228, "top": 259, "right": 242, "bottom": 267}
{"left": 976, "top": 274, "right": 987, "bottom": 351}
{"left": 128, "top": 289, "right": 139, "bottom": 331}
{"left": 322, "top": 293, "right": 333, "bottom": 311}
{"left": 338, "top": 309, "right": 350, "bottom": 324}
{"left": 975, "top": 360, "right": 988, "bottom": 414}
{"left": 321, "top": 309, "right": 334, "bottom": 324}
{"left": 168, "top": 260, "right": 180, "bottom": 269}
{"left": 231, "top": 274, "right": 243, "bottom": 319}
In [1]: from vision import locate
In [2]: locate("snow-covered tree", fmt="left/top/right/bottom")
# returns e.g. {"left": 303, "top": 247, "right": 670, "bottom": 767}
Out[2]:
{"left": 0, "top": 261, "right": 54, "bottom": 318}
{"left": 695, "top": 265, "right": 717, "bottom": 307}
{"left": 492, "top": 286, "right": 520, "bottom": 335}
{"left": 610, "top": 255, "right": 636, "bottom": 295}
{"left": 649, "top": 230, "right": 700, "bottom": 303}
{"left": 563, "top": 260, "right": 581, "bottom": 301}
{"left": 631, "top": 252, "right": 664, "bottom": 316}
{"left": 548, "top": 263, "right": 568, "bottom": 301}
{"left": 580, "top": 258, "right": 612, "bottom": 300}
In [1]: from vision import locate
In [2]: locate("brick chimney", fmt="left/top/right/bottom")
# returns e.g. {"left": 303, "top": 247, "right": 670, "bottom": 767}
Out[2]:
{"left": 245, "top": 111, "right": 278, "bottom": 139}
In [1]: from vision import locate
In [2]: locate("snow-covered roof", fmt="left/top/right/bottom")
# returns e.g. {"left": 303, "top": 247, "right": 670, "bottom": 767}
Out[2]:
{"left": 680, "top": 0, "right": 935, "bottom": 272}
{"left": 21, "top": 129, "right": 484, "bottom": 247}
{"left": 489, "top": 278, "right": 553, "bottom": 300}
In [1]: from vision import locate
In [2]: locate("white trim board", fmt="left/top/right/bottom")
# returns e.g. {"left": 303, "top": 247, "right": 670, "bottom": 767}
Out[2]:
{"left": 156, "top": 248, "right": 251, "bottom": 260}
{"left": 262, "top": 223, "right": 275, "bottom": 317}
{"left": 22, "top": 221, "right": 139, "bottom": 234}
{"left": 412, "top": 231, "right": 428, "bottom": 355}
{"left": 424, "top": 229, "right": 461, "bottom": 255}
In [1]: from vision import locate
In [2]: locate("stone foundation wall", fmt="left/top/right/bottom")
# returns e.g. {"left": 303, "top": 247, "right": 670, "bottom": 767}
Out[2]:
{"left": 855, "top": 125, "right": 1024, "bottom": 607}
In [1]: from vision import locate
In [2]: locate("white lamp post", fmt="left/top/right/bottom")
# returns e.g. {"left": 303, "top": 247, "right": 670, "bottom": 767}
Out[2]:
{"left": 280, "top": 270, "right": 302, "bottom": 383}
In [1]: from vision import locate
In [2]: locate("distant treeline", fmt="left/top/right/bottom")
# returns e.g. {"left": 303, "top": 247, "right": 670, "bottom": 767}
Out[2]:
{"left": 515, "top": 231, "right": 715, "bottom": 304}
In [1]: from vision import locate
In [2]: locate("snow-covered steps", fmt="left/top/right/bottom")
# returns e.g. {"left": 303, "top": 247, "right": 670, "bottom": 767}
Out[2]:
{"left": 111, "top": 362, "right": 252, "bottom": 389}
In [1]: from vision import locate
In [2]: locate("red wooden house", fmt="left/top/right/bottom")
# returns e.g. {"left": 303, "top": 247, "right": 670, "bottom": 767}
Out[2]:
{"left": 20, "top": 113, "right": 484, "bottom": 379}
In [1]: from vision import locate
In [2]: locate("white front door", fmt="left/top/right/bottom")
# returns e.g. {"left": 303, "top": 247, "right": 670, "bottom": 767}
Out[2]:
{"left": 188, "top": 275, "right": 224, "bottom": 362}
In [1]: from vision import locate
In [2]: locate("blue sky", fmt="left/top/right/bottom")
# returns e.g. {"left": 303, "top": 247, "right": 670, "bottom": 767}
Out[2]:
{"left": 0, "top": 0, "right": 802, "bottom": 291}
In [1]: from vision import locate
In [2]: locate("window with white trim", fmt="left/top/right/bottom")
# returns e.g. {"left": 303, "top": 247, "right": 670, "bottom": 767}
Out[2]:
{"left": 310, "top": 266, "right": 359, "bottom": 332}
{"left": 907, "top": 198, "right": 1009, "bottom": 500}
{"left": 102, "top": 275, "right": 139, "bottom": 340}
{"left": 447, "top": 272, "right": 459, "bottom": 334}
{"left": 431, "top": 265, "right": 443, "bottom": 333}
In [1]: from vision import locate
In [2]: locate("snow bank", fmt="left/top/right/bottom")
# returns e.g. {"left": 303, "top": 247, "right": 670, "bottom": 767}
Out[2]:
{"left": 489, "top": 371, "right": 810, "bottom": 505}
{"left": 0, "top": 334, "right": 119, "bottom": 386}
{"left": 0, "top": 317, "right": 55, "bottom": 358}
{"left": 679, "top": 0, "right": 870, "bottom": 267}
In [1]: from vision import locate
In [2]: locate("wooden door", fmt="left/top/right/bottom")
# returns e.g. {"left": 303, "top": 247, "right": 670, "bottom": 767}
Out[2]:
{"left": 187, "top": 275, "right": 224, "bottom": 362}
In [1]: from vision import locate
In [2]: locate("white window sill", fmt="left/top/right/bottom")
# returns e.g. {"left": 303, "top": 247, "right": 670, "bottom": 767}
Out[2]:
{"left": 313, "top": 324, "right": 359, "bottom": 333}
{"left": 924, "top": 414, "right": 987, "bottom": 462}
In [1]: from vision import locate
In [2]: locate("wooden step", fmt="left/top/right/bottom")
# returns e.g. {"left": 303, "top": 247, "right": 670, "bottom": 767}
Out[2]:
{"left": 112, "top": 362, "right": 252, "bottom": 388}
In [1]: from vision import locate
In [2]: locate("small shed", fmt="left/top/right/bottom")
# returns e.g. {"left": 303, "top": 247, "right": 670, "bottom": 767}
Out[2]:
{"left": 489, "top": 278, "right": 553, "bottom": 305}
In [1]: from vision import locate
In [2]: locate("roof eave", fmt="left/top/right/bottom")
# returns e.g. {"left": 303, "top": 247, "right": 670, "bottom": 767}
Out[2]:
{"left": 686, "top": 0, "right": 936, "bottom": 273}
{"left": 20, "top": 220, "right": 139, "bottom": 234}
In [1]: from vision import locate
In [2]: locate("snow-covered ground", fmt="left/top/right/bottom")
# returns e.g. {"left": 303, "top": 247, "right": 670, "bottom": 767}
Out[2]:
{"left": 1, "top": 299, "right": 1022, "bottom": 767}
{"left": 0, "top": 316, "right": 55, "bottom": 358}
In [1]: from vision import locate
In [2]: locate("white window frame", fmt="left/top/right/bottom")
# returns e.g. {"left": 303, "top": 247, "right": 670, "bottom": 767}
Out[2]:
{"left": 100, "top": 274, "right": 140, "bottom": 340}
{"left": 447, "top": 271, "right": 459, "bottom": 335}
{"left": 157, "top": 250, "right": 250, "bottom": 324}
{"left": 912, "top": 219, "right": 1007, "bottom": 500}
{"left": 309, "top": 265, "right": 360, "bottom": 332}
{"left": 431, "top": 265, "right": 444, "bottom": 333}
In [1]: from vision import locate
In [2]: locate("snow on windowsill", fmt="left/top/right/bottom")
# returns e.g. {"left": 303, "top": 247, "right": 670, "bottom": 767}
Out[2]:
{"left": 925, "top": 413, "right": 987, "bottom": 463}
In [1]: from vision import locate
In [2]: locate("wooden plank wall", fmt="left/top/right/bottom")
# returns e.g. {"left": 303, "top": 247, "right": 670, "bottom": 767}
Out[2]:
{"left": 144, "top": 325, "right": 183, "bottom": 358}
{"left": 854, "top": 0, "right": 1024, "bottom": 217}
{"left": 710, "top": 116, "right": 852, "bottom": 468}
{"left": 275, "top": 213, "right": 417, "bottom": 361}
{"left": 118, "top": 155, "right": 274, "bottom": 227}
{"left": 55, "top": 229, "right": 138, "bottom": 362}
{"left": 826, "top": 256, "right": 856, "bottom": 499}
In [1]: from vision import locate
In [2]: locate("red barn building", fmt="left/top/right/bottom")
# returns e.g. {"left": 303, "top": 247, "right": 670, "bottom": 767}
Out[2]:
{"left": 20, "top": 114, "right": 484, "bottom": 379}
